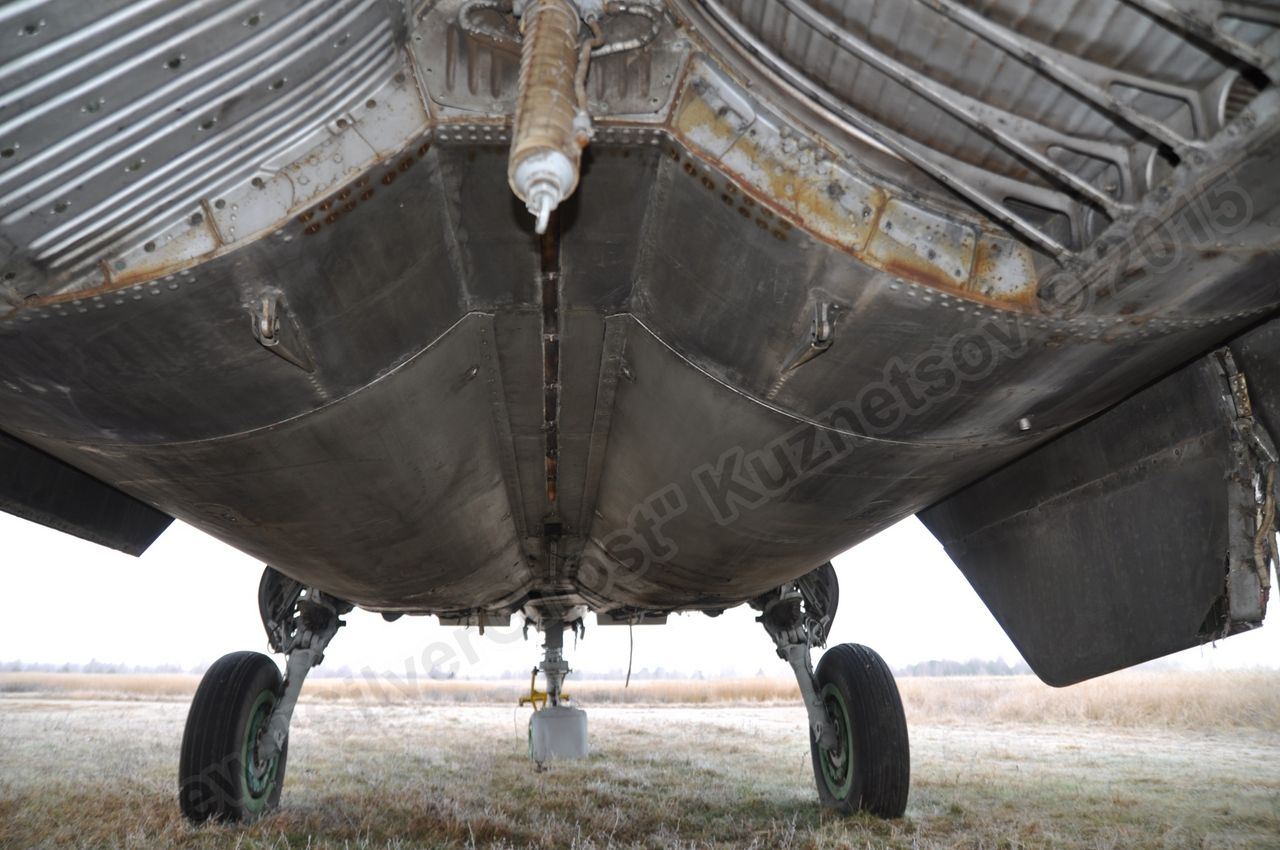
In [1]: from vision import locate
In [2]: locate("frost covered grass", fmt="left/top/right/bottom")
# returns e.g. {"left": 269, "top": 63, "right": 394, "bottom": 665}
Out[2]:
{"left": 2, "top": 673, "right": 1278, "bottom": 849}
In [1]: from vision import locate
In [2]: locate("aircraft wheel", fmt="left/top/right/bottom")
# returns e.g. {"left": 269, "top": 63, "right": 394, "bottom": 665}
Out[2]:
{"left": 179, "top": 651, "right": 289, "bottom": 823}
{"left": 809, "top": 643, "right": 910, "bottom": 818}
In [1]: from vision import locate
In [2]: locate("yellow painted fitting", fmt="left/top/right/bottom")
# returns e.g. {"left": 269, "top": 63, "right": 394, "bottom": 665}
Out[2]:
{"left": 518, "top": 667, "right": 548, "bottom": 710}
{"left": 517, "top": 666, "right": 571, "bottom": 709}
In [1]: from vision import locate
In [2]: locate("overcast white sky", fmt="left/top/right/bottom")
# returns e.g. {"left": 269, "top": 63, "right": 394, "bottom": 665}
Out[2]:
{"left": 0, "top": 512, "right": 1275, "bottom": 679}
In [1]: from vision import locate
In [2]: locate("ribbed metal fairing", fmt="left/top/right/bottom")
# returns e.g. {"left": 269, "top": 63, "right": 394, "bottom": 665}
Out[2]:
{"left": 0, "top": 0, "right": 401, "bottom": 279}
{"left": 701, "top": 0, "right": 1278, "bottom": 255}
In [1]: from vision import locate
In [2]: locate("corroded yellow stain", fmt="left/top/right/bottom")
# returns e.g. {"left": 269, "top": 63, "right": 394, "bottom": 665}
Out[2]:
{"left": 666, "top": 71, "right": 1042, "bottom": 313}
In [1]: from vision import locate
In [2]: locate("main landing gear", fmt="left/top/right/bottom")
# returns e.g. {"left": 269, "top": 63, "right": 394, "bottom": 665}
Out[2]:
{"left": 755, "top": 562, "right": 911, "bottom": 817}
{"left": 178, "top": 567, "right": 349, "bottom": 822}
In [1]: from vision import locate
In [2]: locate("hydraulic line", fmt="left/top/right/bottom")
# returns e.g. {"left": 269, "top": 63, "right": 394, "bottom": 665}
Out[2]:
{"left": 594, "top": 1, "right": 660, "bottom": 57}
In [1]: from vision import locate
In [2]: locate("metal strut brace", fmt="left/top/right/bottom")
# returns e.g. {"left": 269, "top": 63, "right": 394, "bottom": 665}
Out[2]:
{"left": 755, "top": 563, "right": 840, "bottom": 752}
{"left": 257, "top": 570, "right": 347, "bottom": 761}
{"left": 538, "top": 621, "right": 571, "bottom": 707}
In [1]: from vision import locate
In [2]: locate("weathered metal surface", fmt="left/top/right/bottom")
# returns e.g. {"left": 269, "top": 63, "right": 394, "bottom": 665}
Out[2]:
{"left": 0, "top": 0, "right": 412, "bottom": 294}
{"left": 16, "top": 313, "right": 536, "bottom": 612}
{"left": 0, "top": 428, "right": 172, "bottom": 556}
{"left": 667, "top": 59, "right": 1042, "bottom": 307}
{"left": 1232, "top": 317, "right": 1280, "bottom": 448}
{"left": 0, "top": 1, "right": 1278, "bottom": 678}
{"left": 685, "top": 0, "right": 1280, "bottom": 264}
{"left": 919, "top": 346, "right": 1274, "bottom": 686}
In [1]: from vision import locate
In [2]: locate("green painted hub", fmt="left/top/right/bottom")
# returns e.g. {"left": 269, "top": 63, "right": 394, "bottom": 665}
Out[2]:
{"left": 240, "top": 689, "right": 280, "bottom": 812}
{"left": 818, "top": 682, "right": 854, "bottom": 799}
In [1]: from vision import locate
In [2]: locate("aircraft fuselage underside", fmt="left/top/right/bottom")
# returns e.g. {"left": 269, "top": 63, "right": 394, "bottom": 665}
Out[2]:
{"left": 1, "top": 0, "right": 1278, "bottom": 629}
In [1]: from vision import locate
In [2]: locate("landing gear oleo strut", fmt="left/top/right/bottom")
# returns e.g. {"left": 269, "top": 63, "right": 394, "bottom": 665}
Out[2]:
{"left": 756, "top": 563, "right": 911, "bottom": 817}
{"left": 178, "top": 567, "right": 349, "bottom": 822}
{"left": 520, "top": 615, "right": 589, "bottom": 769}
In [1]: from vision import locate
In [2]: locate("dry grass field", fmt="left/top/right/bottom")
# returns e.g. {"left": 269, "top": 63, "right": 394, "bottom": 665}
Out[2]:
{"left": 1, "top": 671, "right": 1278, "bottom": 849}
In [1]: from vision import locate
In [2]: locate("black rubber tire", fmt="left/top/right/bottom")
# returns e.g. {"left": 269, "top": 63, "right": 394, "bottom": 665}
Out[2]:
{"left": 178, "top": 651, "right": 289, "bottom": 823}
{"left": 809, "top": 643, "right": 910, "bottom": 818}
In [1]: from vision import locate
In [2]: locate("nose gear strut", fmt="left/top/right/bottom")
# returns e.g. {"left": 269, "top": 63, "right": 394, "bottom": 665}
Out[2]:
{"left": 519, "top": 615, "right": 589, "bottom": 767}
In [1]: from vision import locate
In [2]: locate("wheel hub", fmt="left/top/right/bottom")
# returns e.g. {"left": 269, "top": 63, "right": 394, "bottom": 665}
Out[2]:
{"left": 243, "top": 693, "right": 279, "bottom": 799}
{"left": 818, "top": 684, "right": 854, "bottom": 797}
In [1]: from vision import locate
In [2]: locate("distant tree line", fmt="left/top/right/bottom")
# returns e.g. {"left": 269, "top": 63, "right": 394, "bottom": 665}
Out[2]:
{"left": 1, "top": 658, "right": 1034, "bottom": 678}
{"left": 894, "top": 658, "right": 1032, "bottom": 677}
{"left": 0, "top": 660, "right": 203, "bottom": 674}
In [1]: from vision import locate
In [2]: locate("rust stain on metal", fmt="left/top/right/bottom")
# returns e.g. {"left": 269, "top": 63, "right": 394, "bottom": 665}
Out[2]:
{"left": 29, "top": 257, "right": 188, "bottom": 307}
{"left": 970, "top": 237, "right": 1039, "bottom": 308}
{"left": 299, "top": 158, "right": 422, "bottom": 237}
{"left": 971, "top": 239, "right": 1002, "bottom": 282}
{"left": 672, "top": 88, "right": 742, "bottom": 153}
{"left": 11, "top": 45, "right": 1048, "bottom": 322}
{"left": 540, "top": 213, "right": 561, "bottom": 509}
{"left": 12, "top": 133, "right": 438, "bottom": 315}
{"left": 663, "top": 80, "right": 1042, "bottom": 313}
{"left": 199, "top": 198, "right": 227, "bottom": 247}
{"left": 881, "top": 257, "right": 961, "bottom": 294}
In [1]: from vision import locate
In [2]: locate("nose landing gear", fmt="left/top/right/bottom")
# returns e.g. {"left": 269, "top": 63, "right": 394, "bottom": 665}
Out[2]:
{"left": 522, "top": 617, "right": 589, "bottom": 768}
{"left": 756, "top": 563, "right": 911, "bottom": 818}
{"left": 178, "top": 567, "right": 348, "bottom": 822}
